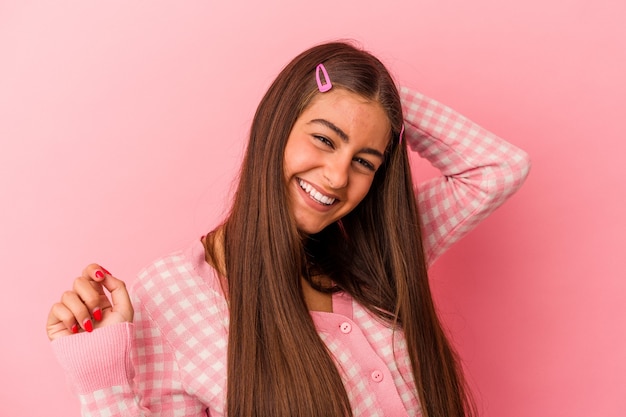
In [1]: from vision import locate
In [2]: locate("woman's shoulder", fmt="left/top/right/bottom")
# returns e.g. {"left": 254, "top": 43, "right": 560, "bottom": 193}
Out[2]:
{"left": 129, "top": 239, "right": 230, "bottom": 363}
{"left": 131, "top": 239, "right": 228, "bottom": 314}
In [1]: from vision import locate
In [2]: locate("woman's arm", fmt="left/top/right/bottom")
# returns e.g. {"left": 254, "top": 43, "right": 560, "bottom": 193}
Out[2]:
{"left": 50, "top": 269, "right": 206, "bottom": 416}
{"left": 52, "top": 322, "right": 148, "bottom": 416}
{"left": 400, "top": 86, "right": 531, "bottom": 266}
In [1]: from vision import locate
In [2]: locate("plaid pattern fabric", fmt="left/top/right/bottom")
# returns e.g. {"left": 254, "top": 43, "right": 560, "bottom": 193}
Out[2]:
{"left": 400, "top": 86, "right": 530, "bottom": 265}
{"left": 52, "top": 87, "right": 530, "bottom": 416}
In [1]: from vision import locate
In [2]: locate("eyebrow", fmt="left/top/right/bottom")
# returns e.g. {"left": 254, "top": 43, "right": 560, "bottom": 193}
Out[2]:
{"left": 308, "top": 118, "right": 385, "bottom": 159}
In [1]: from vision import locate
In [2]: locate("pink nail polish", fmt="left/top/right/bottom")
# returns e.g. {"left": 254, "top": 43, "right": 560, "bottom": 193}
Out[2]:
{"left": 95, "top": 270, "right": 104, "bottom": 279}
{"left": 101, "top": 267, "right": 112, "bottom": 276}
{"left": 71, "top": 324, "right": 79, "bottom": 334}
{"left": 83, "top": 318, "right": 93, "bottom": 333}
{"left": 93, "top": 308, "right": 102, "bottom": 322}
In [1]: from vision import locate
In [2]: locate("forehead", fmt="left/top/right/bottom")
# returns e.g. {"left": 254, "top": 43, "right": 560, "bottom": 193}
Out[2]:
{"left": 300, "top": 89, "right": 391, "bottom": 148}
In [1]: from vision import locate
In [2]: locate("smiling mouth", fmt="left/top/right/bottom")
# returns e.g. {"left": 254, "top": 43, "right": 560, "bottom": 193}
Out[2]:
{"left": 298, "top": 178, "right": 337, "bottom": 206}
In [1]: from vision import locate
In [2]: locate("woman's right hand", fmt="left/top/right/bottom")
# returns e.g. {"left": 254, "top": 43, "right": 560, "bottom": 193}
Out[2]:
{"left": 46, "top": 264, "right": 134, "bottom": 341}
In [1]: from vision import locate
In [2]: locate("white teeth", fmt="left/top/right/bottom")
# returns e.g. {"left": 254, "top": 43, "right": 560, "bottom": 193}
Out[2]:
{"left": 298, "top": 179, "right": 336, "bottom": 205}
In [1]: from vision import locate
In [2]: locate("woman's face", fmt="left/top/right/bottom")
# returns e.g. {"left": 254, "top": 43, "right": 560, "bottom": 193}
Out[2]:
{"left": 284, "top": 88, "right": 391, "bottom": 234}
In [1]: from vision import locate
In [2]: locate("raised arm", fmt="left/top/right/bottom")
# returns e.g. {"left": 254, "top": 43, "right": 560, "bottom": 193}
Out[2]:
{"left": 400, "top": 86, "right": 531, "bottom": 266}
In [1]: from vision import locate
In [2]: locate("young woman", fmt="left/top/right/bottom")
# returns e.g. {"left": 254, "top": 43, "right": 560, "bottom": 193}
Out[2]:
{"left": 47, "top": 41, "right": 530, "bottom": 417}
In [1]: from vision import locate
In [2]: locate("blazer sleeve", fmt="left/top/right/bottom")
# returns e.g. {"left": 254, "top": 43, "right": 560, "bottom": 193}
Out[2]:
{"left": 400, "top": 86, "right": 531, "bottom": 266}
{"left": 51, "top": 289, "right": 207, "bottom": 416}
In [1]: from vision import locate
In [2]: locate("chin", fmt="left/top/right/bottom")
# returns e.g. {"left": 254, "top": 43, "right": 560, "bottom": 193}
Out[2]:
{"left": 295, "top": 220, "right": 330, "bottom": 236}
{"left": 296, "top": 225, "right": 323, "bottom": 236}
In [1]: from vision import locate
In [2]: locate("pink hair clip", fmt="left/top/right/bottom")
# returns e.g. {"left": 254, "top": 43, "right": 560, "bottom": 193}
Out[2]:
{"left": 399, "top": 124, "right": 405, "bottom": 144}
{"left": 315, "top": 63, "right": 332, "bottom": 92}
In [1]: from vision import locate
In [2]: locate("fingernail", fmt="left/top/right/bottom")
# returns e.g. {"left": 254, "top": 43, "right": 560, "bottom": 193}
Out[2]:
{"left": 93, "top": 307, "right": 102, "bottom": 322}
{"left": 83, "top": 318, "right": 93, "bottom": 333}
{"left": 71, "top": 324, "right": 79, "bottom": 334}
{"left": 101, "top": 267, "right": 112, "bottom": 276}
{"left": 95, "top": 270, "right": 104, "bottom": 279}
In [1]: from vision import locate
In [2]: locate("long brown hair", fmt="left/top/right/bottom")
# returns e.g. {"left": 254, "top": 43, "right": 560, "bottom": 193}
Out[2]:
{"left": 210, "top": 41, "right": 475, "bottom": 417}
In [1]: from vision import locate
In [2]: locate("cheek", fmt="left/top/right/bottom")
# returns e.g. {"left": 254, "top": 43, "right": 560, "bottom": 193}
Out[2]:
{"left": 283, "top": 152, "right": 299, "bottom": 180}
{"left": 283, "top": 146, "right": 300, "bottom": 180}
{"left": 284, "top": 143, "right": 316, "bottom": 179}
{"left": 348, "top": 177, "right": 375, "bottom": 206}
{"left": 283, "top": 137, "right": 303, "bottom": 175}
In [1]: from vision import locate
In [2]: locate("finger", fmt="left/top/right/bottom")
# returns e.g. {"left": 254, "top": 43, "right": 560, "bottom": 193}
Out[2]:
{"left": 81, "top": 263, "right": 110, "bottom": 283}
{"left": 99, "top": 274, "right": 134, "bottom": 322}
{"left": 47, "top": 302, "right": 79, "bottom": 340}
{"left": 73, "top": 277, "right": 111, "bottom": 322}
{"left": 60, "top": 290, "right": 94, "bottom": 333}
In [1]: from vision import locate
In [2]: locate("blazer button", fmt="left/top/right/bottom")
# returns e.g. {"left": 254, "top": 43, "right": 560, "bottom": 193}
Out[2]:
{"left": 371, "top": 370, "right": 384, "bottom": 383}
{"left": 339, "top": 322, "right": 352, "bottom": 334}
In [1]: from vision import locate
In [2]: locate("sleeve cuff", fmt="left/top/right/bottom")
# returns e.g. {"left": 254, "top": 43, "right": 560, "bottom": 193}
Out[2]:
{"left": 51, "top": 322, "right": 135, "bottom": 394}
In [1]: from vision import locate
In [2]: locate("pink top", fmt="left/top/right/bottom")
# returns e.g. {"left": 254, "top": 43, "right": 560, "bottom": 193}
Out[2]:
{"left": 52, "top": 87, "right": 531, "bottom": 416}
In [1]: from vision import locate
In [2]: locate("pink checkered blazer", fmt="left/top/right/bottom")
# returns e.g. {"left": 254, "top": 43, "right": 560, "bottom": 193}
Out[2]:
{"left": 52, "top": 87, "right": 530, "bottom": 416}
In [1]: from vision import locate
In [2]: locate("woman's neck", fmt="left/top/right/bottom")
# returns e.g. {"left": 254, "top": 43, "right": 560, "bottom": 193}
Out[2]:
{"left": 301, "top": 276, "right": 333, "bottom": 312}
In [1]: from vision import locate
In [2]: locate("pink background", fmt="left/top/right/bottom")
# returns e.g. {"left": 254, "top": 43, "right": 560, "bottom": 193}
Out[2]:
{"left": 1, "top": 1, "right": 624, "bottom": 415}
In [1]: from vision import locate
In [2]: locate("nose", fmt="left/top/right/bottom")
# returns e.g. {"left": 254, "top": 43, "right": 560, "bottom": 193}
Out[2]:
{"left": 323, "top": 157, "right": 349, "bottom": 189}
